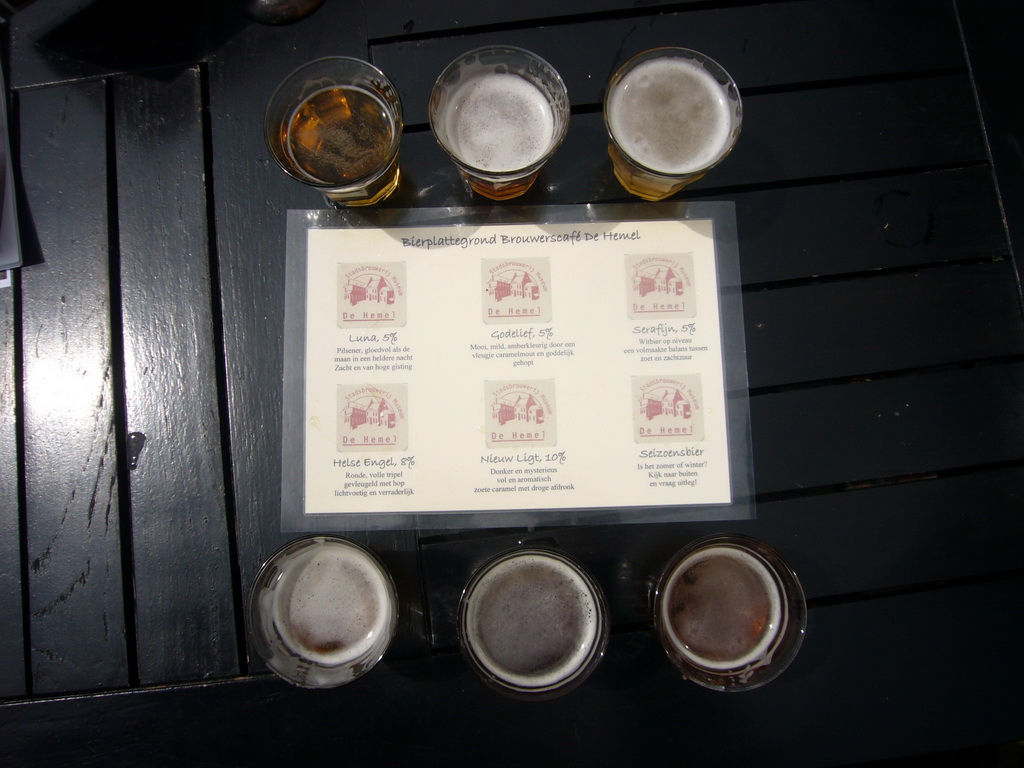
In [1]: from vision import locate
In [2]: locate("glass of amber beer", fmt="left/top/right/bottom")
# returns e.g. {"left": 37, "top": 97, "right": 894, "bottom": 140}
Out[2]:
{"left": 604, "top": 48, "right": 742, "bottom": 201}
{"left": 429, "top": 46, "right": 571, "bottom": 200}
{"left": 654, "top": 534, "right": 806, "bottom": 691}
{"left": 265, "top": 57, "right": 403, "bottom": 206}
{"left": 248, "top": 536, "right": 399, "bottom": 688}
{"left": 458, "top": 547, "right": 609, "bottom": 700}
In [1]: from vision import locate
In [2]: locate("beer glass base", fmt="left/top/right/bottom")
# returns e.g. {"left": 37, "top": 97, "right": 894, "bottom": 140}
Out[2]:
{"left": 609, "top": 146, "right": 704, "bottom": 201}
{"left": 322, "top": 164, "right": 401, "bottom": 207}
{"left": 460, "top": 169, "right": 539, "bottom": 201}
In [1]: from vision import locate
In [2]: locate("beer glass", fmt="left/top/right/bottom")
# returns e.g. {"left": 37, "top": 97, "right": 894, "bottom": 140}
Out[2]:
{"left": 265, "top": 57, "right": 403, "bottom": 206}
{"left": 458, "top": 547, "right": 609, "bottom": 700}
{"left": 428, "top": 46, "right": 570, "bottom": 201}
{"left": 604, "top": 48, "right": 742, "bottom": 201}
{"left": 247, "top": 536, "right": 398, "bottom": 688}
{"left": 654, "top": 534, "right": 806, "bottom": 691}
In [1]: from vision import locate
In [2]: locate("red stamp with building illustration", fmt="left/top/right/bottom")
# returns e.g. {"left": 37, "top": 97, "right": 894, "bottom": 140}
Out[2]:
{"left": 337, "top": 262, "right": 407, "bottom": 327}
{"left": 625, "top": 253, "right": 696, "bottom": 319}
{"left": 337, "top": 384, "right": 408, "bottom": 451}
{"left": 485, "top": 379, "right": 557, "bottom": 448}
{"left": 632, "top": 375, "right": 704, "bottom": 442}
{"left": 482, "top": 258, "right": 552, "bottom": 324}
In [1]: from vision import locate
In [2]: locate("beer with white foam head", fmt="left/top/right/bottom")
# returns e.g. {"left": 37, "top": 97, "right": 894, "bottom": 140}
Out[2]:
{"left": 248, "top": 536, "right": 398, "bottom": 688}
{"left": 429, "top": 46, "right": 570, "bottom": 200}
{"left": 604, "top": 48, "right": 742, "bottom": 200}
{"left": 459, "top": 548, "right": 608, "bottom": 699}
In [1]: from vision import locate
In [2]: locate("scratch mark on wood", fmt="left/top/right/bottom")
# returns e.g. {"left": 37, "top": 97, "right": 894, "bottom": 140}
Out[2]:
{"left": 33, "top": 559, "right": 92, "bottom": 618}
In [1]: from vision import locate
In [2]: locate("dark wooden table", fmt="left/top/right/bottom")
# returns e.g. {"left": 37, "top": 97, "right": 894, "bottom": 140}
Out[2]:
{"left": 2, "top": 0, "right": 1023, "bottom": 764}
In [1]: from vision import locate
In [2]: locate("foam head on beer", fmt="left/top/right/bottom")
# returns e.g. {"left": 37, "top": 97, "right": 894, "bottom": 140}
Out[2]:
{"left": 429, "top": 46, "right": 570, "bottom": 199}
{"left": 443, "top": 72, "right": 556, "bottom": 173}
{"left": 248, "top": 536, "right": 397, "bottom": 688}
{"left": 655, "top": 534, "right": 806, "bottom": 691}
{"left": 661, "top": 545, "right": 782, "bottom": 670}
{"left": 607, "top": 56, "right": 734, "bottom": 175}
{"left": 603, "top": 48, "right": 741, "bottom": 200}
{"left": 459, "top": 549, "right": 608, "bottom": 698}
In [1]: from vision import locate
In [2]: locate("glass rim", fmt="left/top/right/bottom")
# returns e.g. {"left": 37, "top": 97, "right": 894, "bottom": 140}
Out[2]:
{"left": 457, "top": 546, "right": 609, "bottom": 699}
{"left": 428, "top": 45, "right": 571, "bottom": 179}
{"left": 603, "top": 46, "right": 743, "bottom": 180}
{"left": 653, "top": 533, "right": 806, "bottom": 691}
{"left": 264, "top": 56, "right": 404, "bottom": 190}
{"left": 246, "top": 535, "right": 399, "bottom": 686}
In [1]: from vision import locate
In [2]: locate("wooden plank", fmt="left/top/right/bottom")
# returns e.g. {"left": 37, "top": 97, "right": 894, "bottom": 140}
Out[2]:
{"left": 958, "top": 0, "right": 1024, "bottom": 279}
{"left": 17, "top": 80, "right": 129, "bottom": 693}
{"left": 0, "top": 276, "right": 25, "bottom": 698}
{"left": 373, "top": 0, "right": 965, "bottom": 126}
{"left": 744, "top": 260, "right": 1024, "bottom": 389}
{"left": 112, "top": 67, "right": 239, "bottom": 683}
{"left": 204, "top": 3, "right": 429, "bottom": 661}
{"left": 1, "top": 577, "right": 1022, "bottom": 767}
{"left": 388, "top": 75, "right": 988, "bottom": 208}
{"left": 366, "top": 0, "right": 688, "bottom": 38}
{"left": 421, "top": 466, "right": 1024, "bottom": 646}
{"left": 369, "top": 0, "right": 962, "bottom": 71}
{"left": 207, "top": 21, "right": 340, "bottom": 673}
{"left": 750, "top": 362, "right": 1024, "bottom": 494}
{"left": 724, "top": 76, "right": 985, "bottom": 183}
{"left": 725, "top": 167, "right": 1008, "bottom": 284}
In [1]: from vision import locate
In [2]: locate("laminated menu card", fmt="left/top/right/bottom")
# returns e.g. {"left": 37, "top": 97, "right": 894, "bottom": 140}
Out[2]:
{"left": 280, "top": 203, "right": 752, "bottom": 530}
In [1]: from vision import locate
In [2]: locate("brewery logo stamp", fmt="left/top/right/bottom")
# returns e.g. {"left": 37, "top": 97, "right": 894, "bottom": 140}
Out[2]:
{"left": 485, "top": 379, "right": 556, "bottom": 448}
{"left": 337, "top": 262, "right": 407, "bottom": 327}
{"left": 481, "top": 258, "right": 552, "bottom": 324}
{"left": 625, "top": 253, "right": 696, "bottom": 319}
{"left": 632, "top": 374, "right": 704, "bottom": 442}
{"left": 337, "top": 383, "right": 408, "bottom": 451}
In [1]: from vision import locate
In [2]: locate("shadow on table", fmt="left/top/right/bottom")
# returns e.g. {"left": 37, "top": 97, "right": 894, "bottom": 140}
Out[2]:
{"left": 33, "top": 0, "right": 247, "bottom": 79}
{"left": 852, "top": 741, "right": 1024, "bottom": 768}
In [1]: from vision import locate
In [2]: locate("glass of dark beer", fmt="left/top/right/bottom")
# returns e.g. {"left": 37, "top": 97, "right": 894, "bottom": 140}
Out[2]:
{"left": 247, "top": 536, "right": 399, "bottom": 688}
{"left": 429, "top": 46, "right": 571, "bottom": 200}
{"left": 265, "top": 57, "right": 403, "bottom": 206}
{"left": 458, "top": 547, "right": 609, "bottom": 700}
{"left": 654, "top": 534, "right": 806, "bottom": 691}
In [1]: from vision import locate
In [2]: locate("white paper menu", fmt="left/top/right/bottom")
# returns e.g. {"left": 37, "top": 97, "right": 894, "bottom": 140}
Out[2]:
{"left": 294, "top": 213, "right": 741, "bottom": 520}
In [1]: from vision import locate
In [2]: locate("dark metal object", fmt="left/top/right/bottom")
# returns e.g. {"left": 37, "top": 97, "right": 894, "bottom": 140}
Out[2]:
{"left": 240, "top": 0, "right": 325, "bottom": 25}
